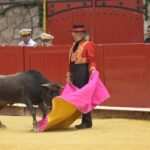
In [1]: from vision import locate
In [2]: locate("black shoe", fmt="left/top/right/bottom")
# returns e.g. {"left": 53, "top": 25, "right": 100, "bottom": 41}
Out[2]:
{"left": 75, "top": 124, "right": 92, "bottom": 129}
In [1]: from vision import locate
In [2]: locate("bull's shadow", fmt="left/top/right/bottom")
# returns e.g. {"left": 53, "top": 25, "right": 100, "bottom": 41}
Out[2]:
{"left": 43, "top": 127, "right": 77, "bottom": 133}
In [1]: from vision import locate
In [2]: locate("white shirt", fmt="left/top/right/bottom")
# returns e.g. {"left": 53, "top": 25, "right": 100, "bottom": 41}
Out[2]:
{"left": 18, "top": 39, "right": 37, "bottom": 46}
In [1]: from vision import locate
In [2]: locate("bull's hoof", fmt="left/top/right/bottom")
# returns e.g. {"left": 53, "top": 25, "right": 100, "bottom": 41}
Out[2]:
{"left": 30, "top": 127, "right": 39, "bottom": 132}
{"left": 0, "top": 122, "right": 6, "bottom": 129}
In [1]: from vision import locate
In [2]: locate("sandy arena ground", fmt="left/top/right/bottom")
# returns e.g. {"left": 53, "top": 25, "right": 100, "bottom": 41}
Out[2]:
{"left": 0, "top": 115, "right": 150, "bottom": 150}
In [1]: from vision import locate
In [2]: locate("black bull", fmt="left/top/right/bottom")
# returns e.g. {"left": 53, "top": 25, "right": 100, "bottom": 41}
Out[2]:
{"left": 0, "top": 70, "right": 62, "bottom": 131}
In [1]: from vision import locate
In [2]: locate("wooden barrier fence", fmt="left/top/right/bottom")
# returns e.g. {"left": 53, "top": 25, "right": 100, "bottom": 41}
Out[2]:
{"left": 0, "top": 43, "right": 150, "bottom": 108}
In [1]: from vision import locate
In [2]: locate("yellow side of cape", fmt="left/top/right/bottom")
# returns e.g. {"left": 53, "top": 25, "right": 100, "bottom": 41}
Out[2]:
{"left": 44, "top": 98, "right": 81, "bottom": 131}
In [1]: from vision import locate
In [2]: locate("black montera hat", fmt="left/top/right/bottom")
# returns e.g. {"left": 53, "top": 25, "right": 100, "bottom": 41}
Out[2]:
{"left": 70, "top": 24, "right": 88, "bottom": 32}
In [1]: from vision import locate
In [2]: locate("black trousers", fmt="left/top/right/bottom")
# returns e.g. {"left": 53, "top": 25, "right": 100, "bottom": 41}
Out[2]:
{"left": 70, "top": 62, "right": 92, "bottom": 126}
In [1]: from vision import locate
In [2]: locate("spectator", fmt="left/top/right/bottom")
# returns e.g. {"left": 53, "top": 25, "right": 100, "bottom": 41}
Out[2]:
{"left": 40, "top": 32, "right": 54, "bottom": 46}
{"left": 18, "top": 29, "right": 37, "bottom": 46}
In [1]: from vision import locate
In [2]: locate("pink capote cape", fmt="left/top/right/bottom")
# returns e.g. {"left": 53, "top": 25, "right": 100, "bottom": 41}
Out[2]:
{"left": 38, "top": 70, "right": 110, "bottom": 131}
{"left": 59, "top": 70, "right": 110, "bottom": 113}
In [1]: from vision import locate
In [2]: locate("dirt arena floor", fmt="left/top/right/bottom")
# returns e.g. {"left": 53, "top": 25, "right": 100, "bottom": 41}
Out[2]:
{"left": 0, "top": 115, "right": 150, "bottom": 150}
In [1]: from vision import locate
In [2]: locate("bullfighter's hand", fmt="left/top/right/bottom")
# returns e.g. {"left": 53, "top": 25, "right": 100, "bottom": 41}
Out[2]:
{"left": 66, "top": 76, "right": 72, "bottom": 84}
{"left": 90, "top": 68, "right": 96, "bottom": 75}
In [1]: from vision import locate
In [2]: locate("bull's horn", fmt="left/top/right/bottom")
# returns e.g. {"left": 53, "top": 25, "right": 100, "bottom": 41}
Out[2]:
{"left": 41, "top": 83, "right": 64, "bottom": 89}
{"left": 41, "top": 83, "right": 51, "bottom": 87}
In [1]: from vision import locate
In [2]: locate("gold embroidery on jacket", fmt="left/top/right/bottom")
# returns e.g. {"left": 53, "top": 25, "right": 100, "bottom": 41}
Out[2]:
{"left": 70, "top": 41, "right": 89, "bottom": 64}
{"left": 69, "top": 43, "right": 75, "bottom": 62}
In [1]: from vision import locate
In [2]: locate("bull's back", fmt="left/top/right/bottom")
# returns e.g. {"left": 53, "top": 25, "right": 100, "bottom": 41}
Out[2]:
{"left": 0, "top": 73, "right": 23, "bottom": 102}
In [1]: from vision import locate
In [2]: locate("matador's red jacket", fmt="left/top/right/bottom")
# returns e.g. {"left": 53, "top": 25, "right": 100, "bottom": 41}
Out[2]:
{"left": 67, "top": 40, "right": 96, "bottom": 77}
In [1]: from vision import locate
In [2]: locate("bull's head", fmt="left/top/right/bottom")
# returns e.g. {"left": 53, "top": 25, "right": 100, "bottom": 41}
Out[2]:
{"left": 41, "top": 83, "right": 64, "bottom": 111}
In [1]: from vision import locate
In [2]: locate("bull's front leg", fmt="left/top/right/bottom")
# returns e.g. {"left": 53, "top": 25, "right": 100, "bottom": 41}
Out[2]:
{"left": 38, "top": 102, "right": 48, "bottom": 119}
{"left": 25, "top": 99, "right": 38, "bottom": 131}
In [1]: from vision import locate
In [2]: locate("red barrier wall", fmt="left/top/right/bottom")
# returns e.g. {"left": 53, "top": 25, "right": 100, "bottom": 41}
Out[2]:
{"left": 103, "top": 43, "right": 150, "bottom": 107}
{"left": 0, "top": 44, "right": 150, "bottom": 108}
{"left": 0, "top": 46, "right": 24, "bottom": 74}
